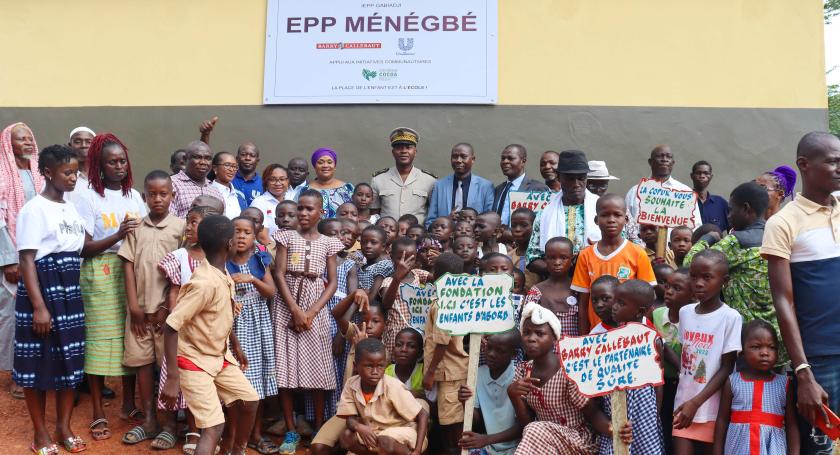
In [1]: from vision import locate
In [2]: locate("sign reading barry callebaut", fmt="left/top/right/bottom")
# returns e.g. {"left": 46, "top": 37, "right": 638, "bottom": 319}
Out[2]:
{"left": 509, "top": 191, "right": 552, "bottom": 215}
{"left": 263, "top": 0, "right": 498, "bottom": 104}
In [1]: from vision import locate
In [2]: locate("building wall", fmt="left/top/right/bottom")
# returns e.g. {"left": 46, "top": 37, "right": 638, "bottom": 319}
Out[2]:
{"left": 0, "top": 0, "right": 828, "bottom": 194}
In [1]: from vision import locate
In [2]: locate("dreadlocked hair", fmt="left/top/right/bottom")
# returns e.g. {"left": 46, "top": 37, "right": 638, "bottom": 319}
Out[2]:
{"left": 87, "top": 133, "right": 134, "bottom": 197}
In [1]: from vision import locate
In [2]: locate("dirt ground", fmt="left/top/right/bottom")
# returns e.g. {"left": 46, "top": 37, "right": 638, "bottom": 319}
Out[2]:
{"left": 0, "top": 373, "right": 308, "bottom": 454}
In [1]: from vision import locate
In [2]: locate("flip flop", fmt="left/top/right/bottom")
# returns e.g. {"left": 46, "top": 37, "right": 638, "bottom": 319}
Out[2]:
{"left": 247, "top": 437, "right": 281, "bottom": 454}
{"left": 122, "top": 425, "right": 159, "bottom": 445}
{"left": 183, "top": 432, "right": 201, "bottom": 455}
{"left": 151, "top": 430, "right": 177, "bottom": 450}
{"left": 121, "top": 408, "right": 146, "bottom": 423}
{"left": 10, "top": 384, "right": 24, "bottom": 400}
{"left": 88, "top": 418, "right": 111, "bottom": 441}
{"left": 61, "top": 436, "right": 87, "bottom": 453}
{"left": 30, "top": 443, "right": 59, "bottom": 455}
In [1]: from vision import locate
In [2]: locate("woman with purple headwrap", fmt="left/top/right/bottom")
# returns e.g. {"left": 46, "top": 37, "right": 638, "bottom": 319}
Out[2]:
{"left": 307, "top": 148, "right": 354, "bottom": 218}
{"left": 755, "top": 165, "right": 797, "bottom": 219}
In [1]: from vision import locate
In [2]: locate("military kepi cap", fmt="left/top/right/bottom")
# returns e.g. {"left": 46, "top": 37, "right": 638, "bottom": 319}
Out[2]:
{"left": 390, "top": 127, "right": 419, "bottom": 147}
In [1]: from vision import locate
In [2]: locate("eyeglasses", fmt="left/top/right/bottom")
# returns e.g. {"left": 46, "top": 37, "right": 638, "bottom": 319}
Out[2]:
{"left": 215, "top": 163, "right": 239, "bottom": 170}
{"left": 268, "top": 177, "right": 288, "bottom": 184}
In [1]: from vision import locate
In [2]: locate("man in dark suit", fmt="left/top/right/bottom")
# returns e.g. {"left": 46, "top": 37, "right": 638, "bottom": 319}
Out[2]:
{"left": 425, "top": 143, "right": 495, "bottom": 228}
{"left": 493, "top": 144, "right": 549, "bottom": 225}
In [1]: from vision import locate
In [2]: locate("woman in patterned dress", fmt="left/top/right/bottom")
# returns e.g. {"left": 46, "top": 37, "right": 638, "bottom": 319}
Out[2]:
{"left": 272, "top": 190, "right": 344, "bottom": 454}
{"left": 226, "top": 217, "right": 279, "bottom": 454}
{"left": 521, "top": 237, "right": 579, "bottom": 337}
{"left": 306, "top": 148, "right": 353, "bottom": 219}
{"left": 510, "top": 302, "right": 628, "bottom": 455}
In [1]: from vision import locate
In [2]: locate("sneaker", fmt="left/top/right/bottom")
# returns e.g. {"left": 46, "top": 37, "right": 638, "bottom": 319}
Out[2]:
{"left": 295, "top": 416, "right": 314, "bottom": 438}
{"left": 278, "top": 431, "right": 300, "bottom": 455}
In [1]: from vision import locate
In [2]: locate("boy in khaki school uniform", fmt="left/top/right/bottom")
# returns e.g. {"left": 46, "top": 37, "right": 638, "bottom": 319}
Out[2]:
{"left": 421, "top": 252, "right": 469, "bottom": 455}
{"left": 118, "top": 171, "right": 185, "bottom": 441}
{"left": 337, "top": 338, "right": 429, "bottom": 455}
{"left": 160, "top": 216, "right": 258, "bottom": 455}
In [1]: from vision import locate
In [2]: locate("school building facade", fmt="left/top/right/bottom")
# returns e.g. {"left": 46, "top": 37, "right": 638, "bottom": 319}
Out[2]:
{"left": 0, "top": 0, "right": 828, "bottom": 193}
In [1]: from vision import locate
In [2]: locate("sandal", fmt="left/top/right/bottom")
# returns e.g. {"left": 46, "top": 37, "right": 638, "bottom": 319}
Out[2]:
{"left": 88, "top": 418, "right": 111, "bottom": 441}
{"left": 248, "top": 437, "right": 281, "bottom": 454}
{"left": 183, "top": 432, "right": 201, "bottom": 455}
{"left": 30, "top": 443, "right": 59, "bottom": 455}
{"left": 151, "top": 430, "right": 177, "bottom": 450}
{"left": 61, "top": 436, "right": 87, "bottom": 453}
{"left": 122, "top": 425, "right": 158, "bottom": 445}
{"left": 121, "top": 408, "right": 146, "bottom": 423}
{"left": 10, "top": 384, "right": 24, "bottom": 400}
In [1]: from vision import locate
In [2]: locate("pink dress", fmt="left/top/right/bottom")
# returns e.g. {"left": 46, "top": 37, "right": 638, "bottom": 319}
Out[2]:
{"left": 272, "top": 230, "right": 343, "bottom": 389}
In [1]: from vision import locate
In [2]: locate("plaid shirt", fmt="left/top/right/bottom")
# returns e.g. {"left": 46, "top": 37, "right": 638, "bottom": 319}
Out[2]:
{"left": 169, "top": 171, "right": 223, "bottom": 218}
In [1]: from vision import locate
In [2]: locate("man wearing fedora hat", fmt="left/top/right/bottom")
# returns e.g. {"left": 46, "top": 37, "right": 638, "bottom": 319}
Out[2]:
{"left": 586, "top": 160, "right": 620, "bottom": 197}
{"left": 526, "top": 150, "right": 601, "bottom": 276}
{"left": 370, "top": 127, "right": 437, "bottom": 224}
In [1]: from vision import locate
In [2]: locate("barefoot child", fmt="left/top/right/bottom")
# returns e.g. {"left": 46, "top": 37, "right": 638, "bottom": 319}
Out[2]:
{"left": 672, "top": 250, "right": 742, "bottom": 454}
{"left": 337, "top": 338, "right": 430, "bottom": 455}
{"left": 381, "top": 237, "right": 430, "bottom": 354}
{"left": 523, "top": 237, "right": 579, "bottom": 336}
{"left": 271, "top": 189, "right": 344, "bottom": 454}
{"left": 601, "top": 280, "right": 664, "bottom": 454}
{"left": 227, "top": 217, "right": 279, "bottom": 454}
{"left": 589, "top": 275, "right": 619, "bottom": 334}
{"left": 457, "top": 330, "right": 521, "bottom": 455}
{"left": 117, "top": 170, "right": 185, "bottom": 449}
{"left": 15, "top": 145, "right": 88, "bottom": 454}
{"left": 161, "top": 216, "right": 259, "bottom": 455}
{"left": 713, "top": 320, "right": 799, "bottom": 455}
{"left": 571, "top": 193, "right": 656, "bottom": 333}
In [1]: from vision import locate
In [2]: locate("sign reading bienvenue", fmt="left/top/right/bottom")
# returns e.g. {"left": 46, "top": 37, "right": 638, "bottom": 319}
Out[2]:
{"left": 635, "top": 178, "right": 698, "bottom": 228}
{"left": 263, "top": 0, "right": 498, "bottom": 104}
{"left": 557, "top": 323, "right": 663, "bottom": 398}
{"left": 433, "top": 273, "right": 515, "bottom": 336}
{"left": 399, "top": 283, "right": 436, "bottom": 334}
{"left": 509, "top": 191, "right": 553, "bottom": 215}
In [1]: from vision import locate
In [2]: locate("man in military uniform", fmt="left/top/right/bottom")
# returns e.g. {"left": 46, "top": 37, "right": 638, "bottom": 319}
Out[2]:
{"left": 370, "top": 127, "right": 437, "bottom": 224}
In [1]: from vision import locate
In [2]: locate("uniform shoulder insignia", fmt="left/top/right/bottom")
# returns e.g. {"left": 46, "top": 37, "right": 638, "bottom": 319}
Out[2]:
{"left": 372, "top": 168, "right": 389, "bottom": 177}
{"left": 420, "top": 169, "right": 438, "bottom": 179}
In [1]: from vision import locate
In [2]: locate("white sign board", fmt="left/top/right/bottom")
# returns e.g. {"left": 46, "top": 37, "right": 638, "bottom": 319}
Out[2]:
{"left": 433, "top": 273, "right": 515, "bottom": 336}
{"left": 557, "top": 323, "right": 663, "bottom": 398}
{"left": 399, "top": 283, "right": 436, "bottom": 334}
{"left": 509, "top": 191, "right": 553, "bottom": 215}
{"left": 263, "top": 0, "right": 498, "bottom": 104}
{"left": 635, "top": 178, "right": 698, "bottom": 228}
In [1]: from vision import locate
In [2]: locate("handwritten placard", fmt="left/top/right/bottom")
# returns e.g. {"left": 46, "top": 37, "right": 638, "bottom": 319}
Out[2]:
{"left": 509, "top": 191, "right": 553, "bottom": 215}
{"left": 635, "top": 178, "right": 697, "bottom": 228}
{"left": 399, "top": 283, "right": 436, "bottom": 335}
{"left": 433, "top": 273, "right": 516, "bottom": 336}
{"left": 557, "top": 323, "right": 663, "bottom": 398}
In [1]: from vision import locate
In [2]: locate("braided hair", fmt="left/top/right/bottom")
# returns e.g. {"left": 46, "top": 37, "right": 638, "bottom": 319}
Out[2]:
{"left": 87, "top": 133, "right": 134, "bottom": 197}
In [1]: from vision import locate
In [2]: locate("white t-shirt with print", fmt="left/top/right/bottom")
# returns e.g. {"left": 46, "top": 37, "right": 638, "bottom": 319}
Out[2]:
{"left": 73, "top": 186, "right": 147, "bottom": 253}
{"left": 16, "top": 195, "right": 86, "bottom": 260}
{"left": 674, "top": 302, "right": 742, "bottom": 422}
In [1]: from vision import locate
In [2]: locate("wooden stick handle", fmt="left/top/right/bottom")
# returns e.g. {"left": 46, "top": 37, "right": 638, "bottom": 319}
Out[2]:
{"left": 461, "top": 334, "right": 483, "bottom": 455}
{"left": 611, "top": 390, "right": 629, "bottom": 455}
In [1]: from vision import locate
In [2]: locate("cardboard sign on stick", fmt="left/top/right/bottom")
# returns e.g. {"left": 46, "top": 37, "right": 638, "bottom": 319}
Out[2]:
{"left": 509, "top": 191, "right": 553, "bottom": 215}
{"left": 399, "top": 283, "right": 436, "bottom": 335}
{"left": 433, "top": 273, "right": 516, "bottom": 336}
{"left": 635, "top": 178, "right": 697, "bottom": 229}
{"left": 557, "top": 322, "right": 663, "bottom": 398}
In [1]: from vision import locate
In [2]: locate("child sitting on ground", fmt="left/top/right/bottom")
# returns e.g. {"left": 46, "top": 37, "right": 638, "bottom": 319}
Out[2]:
{"left": 457, "top": 329, "right": 521, "bottom": 455}
{"left": 337, "top": 338, "right": 430, "bottom": 455}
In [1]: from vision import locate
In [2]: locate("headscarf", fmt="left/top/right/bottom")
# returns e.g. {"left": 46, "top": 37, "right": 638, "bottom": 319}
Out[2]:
{"left": 768, "top": 165, "right": 797, "bottom": 199}
{"left": 311, "top": 147, "right": 337, "bottom": 167}
{"left": 0, "top": 123, "right": 43, "bottom": 244}
{"left": 69, "top": 126, "right": 95, "bottom": 140}
{"left": 520, "top": 301, "right": 563, "bottom": 339}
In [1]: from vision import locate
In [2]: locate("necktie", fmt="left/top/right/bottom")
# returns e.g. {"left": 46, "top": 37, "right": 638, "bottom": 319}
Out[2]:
{"left": 497, "top": 181, "right": 512, "bottom": 215}
{"left": 454, "top": 180, "right": 464, "bottom": 212}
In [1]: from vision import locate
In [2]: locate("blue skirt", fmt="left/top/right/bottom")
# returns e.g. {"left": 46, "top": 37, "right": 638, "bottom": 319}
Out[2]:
{"left": 13, "top": 252, "right": 86, "bottom": 390}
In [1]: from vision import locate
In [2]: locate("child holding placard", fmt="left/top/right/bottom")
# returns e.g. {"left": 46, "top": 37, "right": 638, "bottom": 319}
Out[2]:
{"left": 522, "top": 237, "right": 579, "bottom": 336}
{"left": 510, "top": 302, "right": 631, "bottom": 454}
{"left": 672, "top": 250, "right": 742, "bottom": 453}
{"left": 422, "top": 252, "right": 468, "bottom": 455}
{"left": 599, "top": 280, "right": 664, "bottom": 454}
{"left": 713, "top": 320, "right": 798, "bottom": 455}
{"left": 572, "top": 194, "right": 656, "bottom": 334}
{"left": 381, "top": 237, "right": 430, "bottom": 354}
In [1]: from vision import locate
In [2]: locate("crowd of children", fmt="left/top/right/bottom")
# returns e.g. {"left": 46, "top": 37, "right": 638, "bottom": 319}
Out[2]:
{"left": 10, "top": 129, "right": 840, "bottom": 455}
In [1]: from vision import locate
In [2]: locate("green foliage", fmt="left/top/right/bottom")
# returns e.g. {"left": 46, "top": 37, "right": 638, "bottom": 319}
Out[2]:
{"left": 829, "top": 84, "right": 840, "bottom": 135}
{"left": 828, "top": 0, "right": 840, "bottom": 23}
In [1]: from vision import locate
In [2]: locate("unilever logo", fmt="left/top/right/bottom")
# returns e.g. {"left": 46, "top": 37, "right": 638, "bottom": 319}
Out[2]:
{"left": 397, "top": 37, "right": 414, "bottom": 55}
{"left": 362, "top": 69, "right": 378, "bottom": 80}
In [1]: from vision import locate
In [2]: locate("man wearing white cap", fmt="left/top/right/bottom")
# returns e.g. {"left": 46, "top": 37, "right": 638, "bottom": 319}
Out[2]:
{"left": 65, "top": 126, "right": 95, "bottom": 202}
{"left": 586, "top": 160, "right": 619, "bottom": 197}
